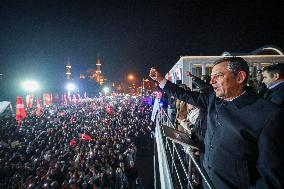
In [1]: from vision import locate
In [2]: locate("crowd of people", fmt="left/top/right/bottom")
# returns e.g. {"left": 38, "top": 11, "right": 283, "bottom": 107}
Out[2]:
{"left": 0, "top": 95, "right": 154, "bottom": 189}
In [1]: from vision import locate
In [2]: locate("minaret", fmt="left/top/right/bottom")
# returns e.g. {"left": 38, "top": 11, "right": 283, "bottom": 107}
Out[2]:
{"left": 66, "top": 57, "right": 71, "bottom": 80}
{"left": 95, "top": 54, "right": 101, "bottom": 84}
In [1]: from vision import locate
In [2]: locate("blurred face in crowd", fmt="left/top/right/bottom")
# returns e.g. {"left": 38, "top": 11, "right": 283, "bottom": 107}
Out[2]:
{"left": 210, "top": 61, "right": 246, "bottom": 100}
{"left": 262, "top": 70, "right": 277, "bottom": 88}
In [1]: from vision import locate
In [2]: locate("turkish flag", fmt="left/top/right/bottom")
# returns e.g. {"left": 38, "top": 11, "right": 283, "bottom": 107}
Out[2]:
{"left": 106, "top": 105, "right": 113, "bottom": 116}
{"left": 16, "top": 96, "right": 27, "bottom": 121}
{"left": 70, "top": 138, "right": 77, "bottom": 147}
{"left": 29, "top": 95, "right": 34, "bottom": 108}
{"left": 36, "top": 98, "right": 42, "bottom": 116}
{"left": 72, "top": 94, "right": 77, "bottom": 103}
{"left": 80, "top": 134, "right": 92, "bottom": 142}
{"left": 43, "top": 93, "right": 52, "bottom": 106}
{"left": 168, "top": 72, "right": 171, "bottom": 81}
{"left": 26, "top": 95, "right": 30, "bottom": 108}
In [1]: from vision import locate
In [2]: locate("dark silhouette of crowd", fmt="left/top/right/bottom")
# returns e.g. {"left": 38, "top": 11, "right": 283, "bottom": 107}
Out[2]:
{"left": 0, "top": 95, "right": 154, "bottom": 189}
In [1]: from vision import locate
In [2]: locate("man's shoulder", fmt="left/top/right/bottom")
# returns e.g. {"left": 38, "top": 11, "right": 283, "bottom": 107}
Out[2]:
{"left": 271, "top": 82, "right": 284, "bottom": 95}
{"left": 237, "top": 90, "right": 281, "bottom": 112}
{"left": 255, "top": 96, "right": 283, "bottom": 116}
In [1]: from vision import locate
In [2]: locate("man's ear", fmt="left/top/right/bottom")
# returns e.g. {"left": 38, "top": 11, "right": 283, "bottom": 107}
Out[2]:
{"left": 236, "top": 71, "right": 246, "bottom": 84}
{"left": 274, "top": 73, "right": 280, "bottom": 80}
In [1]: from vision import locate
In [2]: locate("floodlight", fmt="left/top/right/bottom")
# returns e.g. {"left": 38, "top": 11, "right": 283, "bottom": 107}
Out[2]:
{"left": 22, "top": 80, "right": 40, "bottom": 92}
{"left": 66, "top": 83, "right": 75, "bottom": 91}
{"left": 103, "top": 86, "right": 109, "bottom": 94}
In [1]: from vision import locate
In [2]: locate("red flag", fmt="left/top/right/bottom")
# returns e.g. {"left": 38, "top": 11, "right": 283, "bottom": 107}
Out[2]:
{"left": 106, "top": 105, "right": 113, "bottom": 116}
{"left": 72, "top": 94, "right": 77, "bottom": 103}
{"left": 43, "top": 93, "right": 52, "bottom": 107}
{"left": 80, "top": 134, "right": 92, "bottom": 142}
{"left": 29, "top": 95, "right": 34, "bottom": 108}
{"left": 36, "top": 98, "right": 42, "bottom": 116}
{"left": 16, "top": 96, "right": 27, "bottom": 121}
{"left": 70, "top": 138, "right": 77, "bottom": 147}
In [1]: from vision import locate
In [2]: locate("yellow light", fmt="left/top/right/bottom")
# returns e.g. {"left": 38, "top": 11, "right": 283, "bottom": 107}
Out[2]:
{"left": 128, "top": 74, "right": 134, "bottom": 81}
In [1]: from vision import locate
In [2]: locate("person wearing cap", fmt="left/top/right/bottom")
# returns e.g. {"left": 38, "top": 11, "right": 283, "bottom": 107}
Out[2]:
{"left": 149, "top": 57, "right": 284, "bottom": 189}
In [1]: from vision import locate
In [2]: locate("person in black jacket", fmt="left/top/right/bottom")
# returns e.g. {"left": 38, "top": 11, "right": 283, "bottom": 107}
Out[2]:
{"left": 262, "top": 63, "right": 284, "bottom": 108}
{"left": 149, "top": 57, "right": 284, "bottom": 189}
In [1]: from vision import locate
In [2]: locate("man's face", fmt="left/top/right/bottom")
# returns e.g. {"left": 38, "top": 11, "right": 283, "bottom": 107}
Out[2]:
{"left": 262, "top": 71, "right": 276, "bottom": 88}
{"left": 210, "top": 62, "right": 241, "bottom": 100}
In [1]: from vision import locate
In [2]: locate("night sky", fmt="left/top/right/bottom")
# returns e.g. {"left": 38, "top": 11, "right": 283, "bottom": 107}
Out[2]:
{"left": 0, "top": 0, "right": 283, "bottom": 92}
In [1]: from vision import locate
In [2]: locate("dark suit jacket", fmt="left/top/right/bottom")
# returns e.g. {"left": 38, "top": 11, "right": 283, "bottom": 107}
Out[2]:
{"left": 265, "top": 81, "right": 284, "bottom": 108}
{"left": 163, "top": 81, "right": 284, "bottom": 189}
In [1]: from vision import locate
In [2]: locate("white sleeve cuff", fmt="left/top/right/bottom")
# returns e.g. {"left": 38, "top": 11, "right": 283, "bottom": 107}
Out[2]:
{"left": 159, "top": 79, "right": 167, "bottom": 89}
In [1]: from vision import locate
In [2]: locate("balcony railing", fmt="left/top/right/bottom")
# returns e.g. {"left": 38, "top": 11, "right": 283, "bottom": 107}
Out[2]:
{"left": 154, "top": 108, "right": 215, "bottom": 189}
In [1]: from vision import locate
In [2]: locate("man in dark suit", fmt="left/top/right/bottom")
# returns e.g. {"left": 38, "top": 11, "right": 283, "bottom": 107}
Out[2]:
{"left": 262, "top": 63, "right": 284, "bottom": 108}
{"left": 149, "top": 57, "right": 284, "bottom": 189}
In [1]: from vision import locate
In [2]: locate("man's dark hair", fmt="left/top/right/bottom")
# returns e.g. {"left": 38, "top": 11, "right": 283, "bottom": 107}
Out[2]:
{"left": 213, "top": 57, "right": 249, "bottom": 83}
{"left": 176, "top": 80, "right": 182, "bottom": 85}
{"left": 262, "top": 63, "right": 284, "bottom": 78}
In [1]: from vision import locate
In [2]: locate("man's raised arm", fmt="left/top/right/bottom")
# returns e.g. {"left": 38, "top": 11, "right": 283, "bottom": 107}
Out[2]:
{"left": 149, "top": 67, "right": 209, "bottom": 110}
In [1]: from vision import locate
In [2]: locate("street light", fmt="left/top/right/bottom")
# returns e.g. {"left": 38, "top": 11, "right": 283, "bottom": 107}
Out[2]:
{"left": 127, "top": 74, "right": 135, "bottom": 94}
{"left": 103, "top": 86, "right": 109, "bottom": 95}
{"left": 128, "top": 74, "right": 135, "bottom": 81}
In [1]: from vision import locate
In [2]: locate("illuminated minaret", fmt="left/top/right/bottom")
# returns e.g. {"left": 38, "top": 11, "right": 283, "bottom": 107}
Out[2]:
{"left": 66, "top": 58, "right": 71, "bottom": 80}
{"left": 95, "top": 54, "right": 101, "bottom": 83}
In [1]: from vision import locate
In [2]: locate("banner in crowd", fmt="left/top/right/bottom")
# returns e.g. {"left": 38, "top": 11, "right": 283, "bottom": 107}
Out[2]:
{"left": 26, "top": 95, "right": 34, "bottom": 108}
{"left": 43, "top": 93, "right": 52, "bottom": 107}
{"left": 72, "top": 94, "right": 77, "bottom": 103}
{"left": 36, "top": 98, "right": 42, "bottom": 116}
{"left": 16, "top": 96, "right": 27, "bottom": 121}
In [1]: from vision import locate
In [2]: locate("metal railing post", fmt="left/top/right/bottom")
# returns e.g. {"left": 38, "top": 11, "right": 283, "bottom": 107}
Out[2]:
{"left": 187, "top": 156, "right": 192, "bottom": 189}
